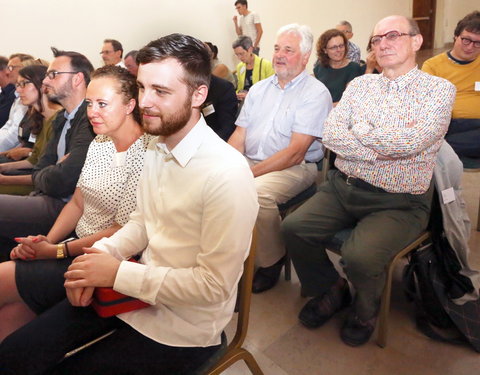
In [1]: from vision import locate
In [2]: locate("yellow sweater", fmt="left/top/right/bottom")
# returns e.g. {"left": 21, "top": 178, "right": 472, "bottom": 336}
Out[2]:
{"left": 422, "top": 53, "right": 480, "bottom": 119}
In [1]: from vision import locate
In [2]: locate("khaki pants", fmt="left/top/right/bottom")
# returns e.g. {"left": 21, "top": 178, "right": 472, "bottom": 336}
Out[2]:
{"left": 248, "top": 158, "right": 317, "bottom": 267}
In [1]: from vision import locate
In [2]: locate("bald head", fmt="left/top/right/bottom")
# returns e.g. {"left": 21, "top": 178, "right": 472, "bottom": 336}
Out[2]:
{"left": 371, "top": 15, "right": 423, "bottom": 79}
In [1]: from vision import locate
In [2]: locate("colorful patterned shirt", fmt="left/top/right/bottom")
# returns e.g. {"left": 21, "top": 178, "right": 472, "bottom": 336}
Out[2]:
{"left": 323, "top": 67, "right": 456, "bottom": 194}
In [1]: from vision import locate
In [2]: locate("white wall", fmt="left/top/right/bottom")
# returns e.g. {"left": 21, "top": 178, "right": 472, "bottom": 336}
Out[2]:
{"left": 440, "top": 0, "right": 479, "bottom": 45}
{"left": 0, "top": 0, "right": 411, "bottom": 71}
{"left": 0, "top": 0, "right": 477, "bottom": 72}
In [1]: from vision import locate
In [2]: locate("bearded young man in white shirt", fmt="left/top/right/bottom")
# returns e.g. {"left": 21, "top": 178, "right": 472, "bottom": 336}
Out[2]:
{"left": 0, "top": 34, "right": 259, "bottom": 375}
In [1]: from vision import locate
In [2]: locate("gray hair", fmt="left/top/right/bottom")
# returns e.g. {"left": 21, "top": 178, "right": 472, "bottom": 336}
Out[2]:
{"left": 232, "top": 35, "right": 253, "bottom": 51}
{"left": 276, "top": 24, "right": 313, "bottom": 55}
{"left": 338, "top": 20, "right": 353, "bottom": 32}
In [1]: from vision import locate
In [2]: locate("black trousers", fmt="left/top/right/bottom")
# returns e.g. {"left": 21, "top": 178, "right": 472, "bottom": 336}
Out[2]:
{"left": 445, "top": 118, "right": 480, "bottom": 158}
{"left": 0, "top": 299, "right": 220, "bottom": 375}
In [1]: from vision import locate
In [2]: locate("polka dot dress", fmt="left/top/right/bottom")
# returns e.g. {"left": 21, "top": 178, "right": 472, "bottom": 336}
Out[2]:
{"left": 75, "top": 134, "right": 154, "bottom": 238}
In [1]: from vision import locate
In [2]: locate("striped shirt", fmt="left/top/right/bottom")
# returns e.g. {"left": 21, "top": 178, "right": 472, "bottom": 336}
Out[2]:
{"left": 323, "top": 67, "right": 456, "bottom": 194}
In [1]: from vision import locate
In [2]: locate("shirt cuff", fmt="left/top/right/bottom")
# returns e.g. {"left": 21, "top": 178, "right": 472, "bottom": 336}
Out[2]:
{"left": 113, "top": 260, "right": 145, "bottom": 298}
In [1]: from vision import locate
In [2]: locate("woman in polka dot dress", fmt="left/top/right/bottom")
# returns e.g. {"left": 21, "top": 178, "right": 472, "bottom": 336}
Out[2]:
{"left": 0, "top": 65, "right": 154, "bottom": 340}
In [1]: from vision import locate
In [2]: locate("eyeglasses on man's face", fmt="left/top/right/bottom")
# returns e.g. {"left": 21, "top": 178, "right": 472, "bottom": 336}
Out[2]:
{"left": 459, "top": 36, "right": 480, "bottom": 48}
{"left": 370, "top": 30, "right": 415, "bottom": 47}
{"left": 7, "top": 65, "right": 22, "bottom": 72}
{"left": 45, "top": 71, "right": 78, "bottom": 80}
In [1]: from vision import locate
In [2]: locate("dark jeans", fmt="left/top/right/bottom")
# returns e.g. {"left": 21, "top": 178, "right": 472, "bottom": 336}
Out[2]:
{"left": 445, "top": 118, "right": 480, "bottom": 158}
{"left": 282, "top": 170, "right": 432, "bottom": 320}
{"left": 0, "top": 299, "right": 221, "bottom": 375}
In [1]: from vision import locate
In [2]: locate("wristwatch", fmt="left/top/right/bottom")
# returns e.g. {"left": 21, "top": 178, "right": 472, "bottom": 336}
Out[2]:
{"left": 56, "top": 243, "right": 66, "bottom": 259}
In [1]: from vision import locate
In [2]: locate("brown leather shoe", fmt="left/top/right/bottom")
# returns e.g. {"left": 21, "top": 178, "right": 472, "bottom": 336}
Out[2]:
{"left": 340, "top": 310, "right": 377, "bottom": 347}
{"left": 299, "top": 278, "right": 351, "bottom": 328}
{"left": 252, "top": 256, "right": 285, "bottom": 294}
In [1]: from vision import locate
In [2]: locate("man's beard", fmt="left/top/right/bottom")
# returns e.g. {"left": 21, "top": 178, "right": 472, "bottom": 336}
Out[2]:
{"left": 44, "top": 80, "right": 71, "bottom": 104}
{"left": 141, "top": 96, "right": 192, "bottom": 137}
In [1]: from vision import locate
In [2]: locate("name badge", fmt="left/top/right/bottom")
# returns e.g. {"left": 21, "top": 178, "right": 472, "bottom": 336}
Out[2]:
{"left": 441, "top": 187, "right": 455, "bottom": 204}
{"left": 202, "top": 104, "right": 215, "bottom": 117}
{"left": 475, "top": 82, "right": 480, "bottom": 91}
{"left": 28, "top": 133, "right": 37, "bottom": 143}
{"left": 18, "top": 127, "right": 23, "bottom": 137}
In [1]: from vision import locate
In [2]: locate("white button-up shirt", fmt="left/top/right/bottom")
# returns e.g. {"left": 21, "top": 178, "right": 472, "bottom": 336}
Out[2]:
{"left": 0, "top": 96, "right": 27, "bottom": 152}
{"left": 93, "top": 118, "right": 259, "bottom": 347}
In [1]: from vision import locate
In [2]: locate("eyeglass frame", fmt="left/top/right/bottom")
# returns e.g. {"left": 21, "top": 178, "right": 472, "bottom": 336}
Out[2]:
{"left": 7, "top": 65, "right": 22, "bottom": 72}
{"left": 459, "top": 36, "right": 480, "bottom": 48}
{"left": 45, "top": 71, "right": 78, "bottom": 80}
{"left": 326, "top": 43, "right": 346, "bottom": 51}
{"left": 370, "top": 30, "right": 417, "bottom": 47}
{"left": 15, "top": 80, "right": 32, "bottom": 89}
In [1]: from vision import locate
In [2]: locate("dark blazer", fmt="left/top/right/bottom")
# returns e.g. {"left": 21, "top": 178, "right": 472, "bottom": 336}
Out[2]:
{"left": 203, "top": 75, "right": 237, "bottom": 141}
{"left": 0, "top": 84, "right": 16, "bottom": 128}
{"left": 32, "top": 101, "right": 95, "bottom": 198}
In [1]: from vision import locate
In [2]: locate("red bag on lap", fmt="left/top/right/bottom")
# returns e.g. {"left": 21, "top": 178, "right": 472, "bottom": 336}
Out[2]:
{"left": 91, "top": 258, "right": 150, "bottom": 318}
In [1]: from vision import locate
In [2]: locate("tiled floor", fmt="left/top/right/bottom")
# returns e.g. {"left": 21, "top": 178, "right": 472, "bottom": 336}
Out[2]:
{"left": 221, "top": 47, "right": 480, "bottom": 374}
{"left": 222, "top": 164, "right": 480, "bottom": 375}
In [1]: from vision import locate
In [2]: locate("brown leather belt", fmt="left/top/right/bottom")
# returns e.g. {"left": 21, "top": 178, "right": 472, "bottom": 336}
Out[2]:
{"left": 337, "top": 171, "right": 387, "bottom": 193}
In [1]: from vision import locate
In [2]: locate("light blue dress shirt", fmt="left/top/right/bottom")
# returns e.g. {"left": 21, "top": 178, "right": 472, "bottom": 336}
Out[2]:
{"left": 235, "top": 70, "right": 332, "bottom": 162}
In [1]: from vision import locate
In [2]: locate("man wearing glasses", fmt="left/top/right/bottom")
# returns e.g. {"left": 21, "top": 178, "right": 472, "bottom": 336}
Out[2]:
{"left": 336, "top": 20, "right": 361, "bottom": 63}
{"left": 0, "top": 48, "right": 95, "bottom": 260}
{"left": 100, "top": 39, "right": 125, "bottom": 68}
{"left": 423, "top": 11, "right": 480, "bottom": 159}
{"left": 0, "top": 54, "right": 33, "bottom": 150}
{"left": 282, "top": 15, "right": 455, "bottom": 346}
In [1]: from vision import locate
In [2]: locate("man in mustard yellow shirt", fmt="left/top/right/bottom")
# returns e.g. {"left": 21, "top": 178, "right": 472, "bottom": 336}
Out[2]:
{"left": 422, "top": 11, "right": 480, "bottom": 158}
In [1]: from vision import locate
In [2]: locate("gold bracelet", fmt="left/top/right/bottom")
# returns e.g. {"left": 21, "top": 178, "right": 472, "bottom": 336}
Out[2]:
{"left": 56, "top": 243, "right": 66, "bottom": 259}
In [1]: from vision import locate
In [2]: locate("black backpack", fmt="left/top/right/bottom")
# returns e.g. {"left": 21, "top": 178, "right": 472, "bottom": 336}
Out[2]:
{"left": 403, "top": 193, "right": 480, "bottom": 352}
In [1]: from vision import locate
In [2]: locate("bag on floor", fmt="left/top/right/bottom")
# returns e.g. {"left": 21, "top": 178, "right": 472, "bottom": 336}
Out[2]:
{"left": 403, "top": 239, "right": 480, "bottom": 352}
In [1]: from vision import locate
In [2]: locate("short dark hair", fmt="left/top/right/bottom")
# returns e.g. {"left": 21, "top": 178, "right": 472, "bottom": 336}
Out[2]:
{"left": 19, "top": 65, "right": 48, "bottom": 134}
{"left": 125, "top": 50, "right": 138, "bottom": 61}
{"left": 137, "top": 33, "right": 211, "bottom": 92}
{"left": 316, "top": 29, "right": 349, "bottom": 67}
{"left": 9, "top": 53, "right": 34, "bottom": 62}
{"left": 91, "top": 65, "right": 141, "bottom": 124}
{"left": 0, "top": 56, "right": 8, "bottom": 70}
{"left": 234, "top": 0, "right": 248, "bottom": 7}
{"left": 204, "top": 42, "right": 218, "bottom": 60}
{"left": 104, "top": 39, "right": 124, "bottom": 58}
{"left": 51, "top": 47, "right": 94, "bottom": 85}
{"left": 232, "top": 35, "right": 253, "bottom": 51}
{"left": 454, "top": 11, "right": 480, "bottom": 37}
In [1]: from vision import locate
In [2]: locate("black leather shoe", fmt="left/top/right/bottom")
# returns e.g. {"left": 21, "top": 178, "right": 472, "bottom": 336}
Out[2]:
{"left": 252, "top": 256, "right": 285, "bottom": 293}
{"left": 340, "top": 311, "right": 376, "bottom": 347}
{"left": 298, "top": 278, "right": 351, "bottom": 328}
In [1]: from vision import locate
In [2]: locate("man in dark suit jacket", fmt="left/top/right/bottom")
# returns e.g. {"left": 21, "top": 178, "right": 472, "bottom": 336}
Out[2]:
{"left": 0, "top": 48, "right": 95, "bottom": 260}
{"left": 202, "top": 75, "right": 237, "bottom": 141}
{"left": 0, "top": 56, "right": 17, "bottom": 128}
